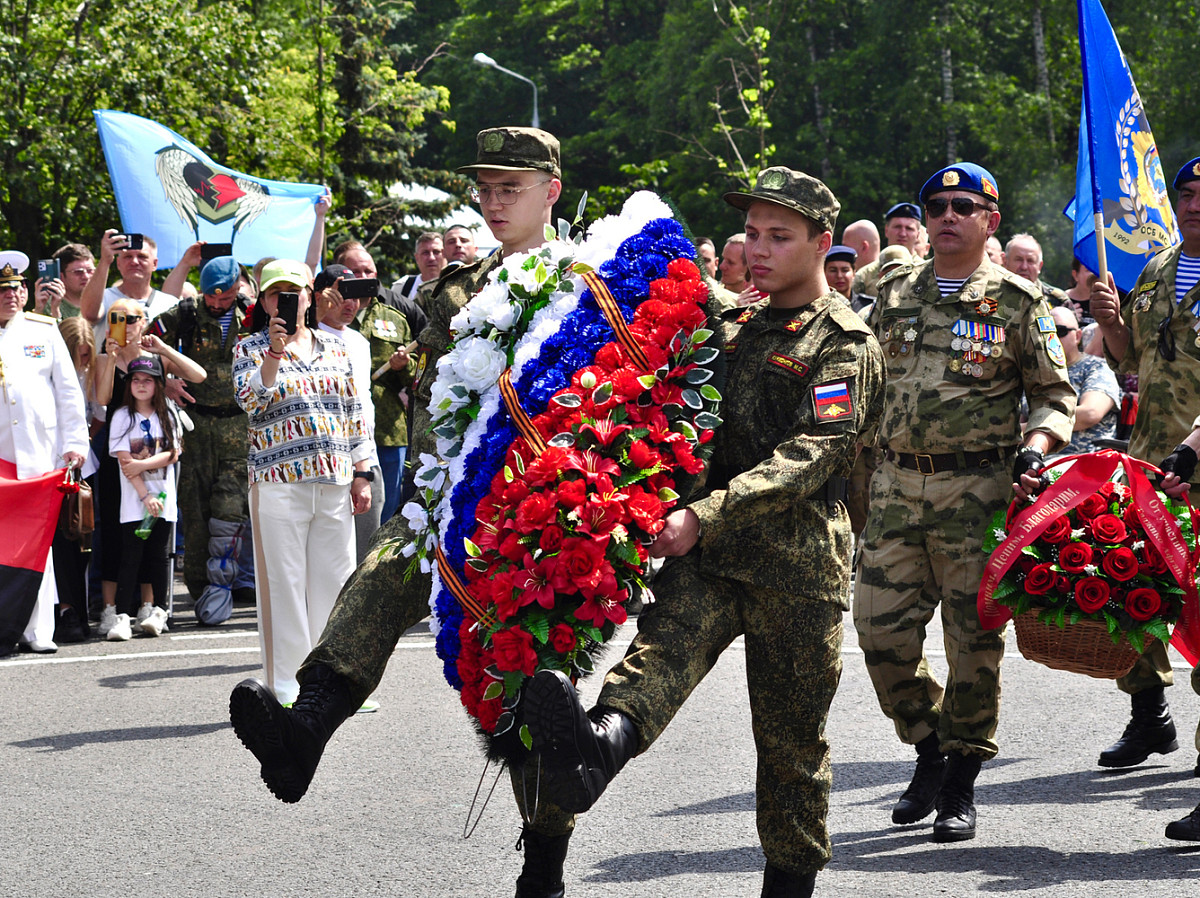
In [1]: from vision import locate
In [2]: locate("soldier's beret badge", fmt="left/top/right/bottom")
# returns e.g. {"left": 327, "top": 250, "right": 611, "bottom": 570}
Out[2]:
{"left": 942, "top": 171, "right": 960, "bottom": 187}
{"left": 484, "top": 132, "right": 504, "bottom": 153}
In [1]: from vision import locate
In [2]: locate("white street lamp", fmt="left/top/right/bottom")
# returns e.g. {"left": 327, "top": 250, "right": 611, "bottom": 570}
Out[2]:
{"left": 472, "top": 52, "right": 540, "bottom": 129}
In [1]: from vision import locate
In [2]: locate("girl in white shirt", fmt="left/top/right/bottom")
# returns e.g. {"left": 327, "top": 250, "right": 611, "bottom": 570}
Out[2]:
{"left": 104, "top": 355, "right": 181, "bottom": 639}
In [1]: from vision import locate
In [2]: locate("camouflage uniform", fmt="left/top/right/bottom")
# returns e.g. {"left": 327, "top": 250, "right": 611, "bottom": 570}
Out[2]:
{"left": 152, "top": 299, "right": 255, "bottom": 600}
{"left": 851, "top": 258, "right": 881, "bottom": 300}
{"left": 598, "top": 292, "right": 886, "bottom": 875}
{"left": 298, "top": 252, "right": 577, "bottom": 833}
{"left": 1104, "top": 246, "right": 1200, "bottom": 695}
{"left": 854, "top": 259, "right": 1075, "bottom": 758}
{"left": 1037, "top": 279, "right": 1071, "bottom": 308}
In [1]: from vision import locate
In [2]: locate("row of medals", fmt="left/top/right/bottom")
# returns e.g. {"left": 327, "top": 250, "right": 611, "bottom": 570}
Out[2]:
{"left": 881, "top": 298, "right": 1003, "bottom": 379}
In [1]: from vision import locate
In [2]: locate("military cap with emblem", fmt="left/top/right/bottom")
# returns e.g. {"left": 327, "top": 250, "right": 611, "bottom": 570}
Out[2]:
{"left": 455, "top": 127, "right": 561, "bottom": 179}
{"left": 918, "top": 162, "right": 1000, "bottom": 205}
{"left": 0, "top": 250, "right": 30, "bottom": 287}
{"left": 885, "top": 202, "right": 922, "bottom": 222}
{"left": 723, "top": 166, "right": 840, "bottom": 233}
{"left": 1173, "top": 156, "right": 1200, "bottom": 190}
{"left": 826, "top": 245, "right": 857, "bottom": 265}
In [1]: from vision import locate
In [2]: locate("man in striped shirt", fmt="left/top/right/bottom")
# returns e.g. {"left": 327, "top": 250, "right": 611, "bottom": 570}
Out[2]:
{"left": 1093, "top": 157, "right": 1200, "bottom": 837}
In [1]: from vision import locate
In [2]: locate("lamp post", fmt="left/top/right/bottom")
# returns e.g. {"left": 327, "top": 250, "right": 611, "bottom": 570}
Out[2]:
{"left": 472, "top": 52, "right": 540, "bottom": 129}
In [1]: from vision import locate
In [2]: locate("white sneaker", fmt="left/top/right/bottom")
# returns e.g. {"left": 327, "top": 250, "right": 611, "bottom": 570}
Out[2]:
{"left": 139, "top": 606, "right": 169, "bottom": 637}
{"left": 135, "top": 603, "right": 154, "bottom": 626}
{"left": 98, "top": 606, "right": 118, "bottom": 637}
{"left": 106, "top": 613, "right": 133, "bottom": 642}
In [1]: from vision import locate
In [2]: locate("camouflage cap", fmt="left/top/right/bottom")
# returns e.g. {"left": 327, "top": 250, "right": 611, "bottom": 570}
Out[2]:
{"left": 723, "top": 167, "right": 840, "bottom": 233}
{"left": 878, "top": 244, "right": 913, "bottom": 271}
{"left": 455, "top": 127, "right": 561, "bottom": 179}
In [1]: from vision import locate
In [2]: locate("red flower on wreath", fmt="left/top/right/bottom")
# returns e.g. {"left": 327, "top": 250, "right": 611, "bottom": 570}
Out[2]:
{"left": 1040, "top": 515, "right": 1072, "bottom": 545}
{"left": 1089, "top": 513, "right": 1128, "bottom": 544}
{"left": 492, "top": 626, "right": 538, "bottom": 675}
{"left": 1058, "top": 541, "right": 1094, "bottom": 573}
{"left": 1100, "top": 546, "right": 1140, "bottom": 582}
{"left": 1024, "top": 563, "right": 1056, "bottom": 595}
{"left": 1126, "top": 587, "right": 1163, "bottom": 621}
{"left": 1075, "top": 493, "right": 1110, "bottom": 520}
{"left": 1075, "top": 576, "right": 1111, "bottom": 613}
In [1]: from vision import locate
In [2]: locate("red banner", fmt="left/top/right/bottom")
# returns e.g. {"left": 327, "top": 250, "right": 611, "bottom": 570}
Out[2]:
{"left": 977, "top": 450, "right": 1200, "bottom": 665}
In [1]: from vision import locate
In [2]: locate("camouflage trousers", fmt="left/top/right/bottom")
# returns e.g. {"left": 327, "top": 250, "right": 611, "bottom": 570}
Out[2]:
{"left": 299, "top": 512, "right": 575, "bottom": 837}
{"left": 179, "top": 412, "right": 250, "bottom": 600}
{"left": 853, "top": 459, "right": 1009, "bottom": 759}
{"left": 1116, "top": 640, "right": 1173, "bottom": 694}
{"left": 599, "top": 551, "right": 844, "bottom": 875}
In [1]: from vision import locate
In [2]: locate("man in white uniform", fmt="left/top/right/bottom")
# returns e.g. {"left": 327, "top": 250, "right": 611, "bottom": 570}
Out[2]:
{"left": 0, "top": 252, "right": 89, "bottom": 655}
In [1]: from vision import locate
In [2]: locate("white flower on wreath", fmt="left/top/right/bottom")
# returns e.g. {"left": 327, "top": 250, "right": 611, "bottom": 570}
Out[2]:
{"left": 428, "top": 376, "right": 472, "bottom": 420}
{"left": 446, "top": 334, "right": 508, "bottom": 394}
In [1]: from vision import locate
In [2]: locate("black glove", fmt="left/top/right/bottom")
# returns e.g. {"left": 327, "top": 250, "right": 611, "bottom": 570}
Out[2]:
{"left": 1012, "top": 446, "right": 1046, "bottom": 485}
{"left": 1159, "top": 444, "right": 1198, "bottom": 486}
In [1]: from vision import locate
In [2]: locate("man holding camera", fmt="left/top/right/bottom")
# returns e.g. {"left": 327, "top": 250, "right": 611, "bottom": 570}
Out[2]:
{"left": 80, "top": 230, "right": 179, "bottom": 345}
{"left": 152, "top": 249, "right": 257, "bottom": 623}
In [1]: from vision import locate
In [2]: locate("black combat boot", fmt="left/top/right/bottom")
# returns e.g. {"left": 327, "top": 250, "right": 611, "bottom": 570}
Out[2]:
{"left": 1165, "top": 803, "right": 1200, "bottom": 842}
{"left": 892, "top": 732, "right": 946, "bottom": 825}
{"left": 1097, "top": 686, "right": 1178, "bottom": 768}
{"left": 514, "top": 827, "right": 571, "bottom": 898}
{"left": 229, "top": 664, "right": 356, "bottom": 803}
{"left": 524, "top": 669, "right": 639, "bottom": 813}
{"left": 932, "top": 751, "right": 982, "bottom": 842}
{"left": 760, "top": 863, "right": 816, "bottom": 898}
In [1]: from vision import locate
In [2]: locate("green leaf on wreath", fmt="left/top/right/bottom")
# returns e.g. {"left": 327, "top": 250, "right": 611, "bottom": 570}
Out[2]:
{"left": 593, "top": 382, "right": 614, "bottom": 405}
{"left": 1129, "top": 630, "right": 1145, "bottom": 654}
{"left": 524, "top": 612, "right": 550, "bottom": 645}
{"left": 1103, "top": 610, "right": 1119, "bottom": 636}
{"left": 1022, "top": 545, "right": 1044, "bottom": 561}
{"left": 503, "top": 465, "right": 514, "bottom": 483}
{"left": 1067, "top": 609, "right": 1082, "bottom": 624}
{"left": 637, "top": 374, "right": 657, "bottom": 390}
{"left": 611, "top": 537, "right": 642, "bottom": 565}
{"left": 993, "top": 580, "right": 1017, "bottom": 601}
{"left": 1146, "top": 619, "right": 1171, "bottom": 642}
{"left": 658, "top": 487, "right": 680, "bottom": 502}
{"left": 684, "top": 368, "right": 713, "bottom": 385}
{"left": 700, "top": 383, "right": 722, "bottom": 402}
{"left": 575, "top": 651, "right": 595, "bottom": 674}
{"left": 690, "top": 328, "right": 714, "bottom": 344}
{"left": 503, "top": 671, "right": 525, "bottom": 697}
{"left": 483, "top": 681, "right": 504, "bottom": 702}
{"left": 570, "top": 261, "right": 594, "bottom": 275}
{"left": 467, "top": 558, "right": 489, "bottom": 572}
{"left": 1054, "top": 606, "right": 1066, "bottom": 628}
{"left": 692, "top": 347, "right": 720, "bottom": 366}
{"left": 485, "top": 664, "right": 503, "bottom": 681}
{"left": 464, "top": 538, "right": 482, "bottom": 558}
{"left": 513, "top": 452, "right": 526, "bottom": 476}
{"left": 682, "top": 389, "right": 703, "bottom": 409}
{"left": 543, "top": 224, "right": 557, "bottom": 243}
{"left": 583, "top": 625, "right": 604, "bottom": 643}
{"left": 677, "top": 421, "right": 698, "bottom": 441}
{"left": 694, "top": 412, "right": 722, "bottom": 430}
{"left": 520, "top": 723, "right": 533, "bottom": 751}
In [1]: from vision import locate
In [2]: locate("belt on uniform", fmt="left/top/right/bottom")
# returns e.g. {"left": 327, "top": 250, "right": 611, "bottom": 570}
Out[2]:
{"left": 886, "top": 447, "right": 1009, "bottom": 475}
{"left": 190, "top": 403, "right": 244, "bottom": 418}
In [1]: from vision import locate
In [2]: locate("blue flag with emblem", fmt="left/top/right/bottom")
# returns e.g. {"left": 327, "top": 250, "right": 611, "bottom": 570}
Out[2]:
{"left": 94, "top": 110, "right": 327, "bottom": 270}
{"left": 1063, "top": 0, "right": 1178, "bottom": 293}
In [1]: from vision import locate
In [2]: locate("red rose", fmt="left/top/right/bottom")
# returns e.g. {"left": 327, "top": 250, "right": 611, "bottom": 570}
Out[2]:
{"left": 516, "top": 493, "right": 558, "bottom": 533}
{"left": 1075, "top": 493, "right": 1110, "bottom": 520}
{"left": 1058, "top": 541, "right": 1094, "bottom": 573}
{"left": 548, "top": 623, "right": 577, "bottom": 654}
{"left": 1100, "top": 546, "right": 1140, "bottom": 581}
{"left": 1089, "top": 514, "right": 1128, "bottom": 544}
{"left": 1125, "top": 587, "right": 1163, "bottom": 622}
{"left": 1024, "top": 563, "right": 1056, "bottom": 595}
{"left": 1074, "top": 576, "right": 1111, "bottom": 613}
{"left": 556, "top": 478, "right": 587, "bottom": 510}
{"left": 628, "top": 439, "right": 662, "bottom": 471}
{"left": 626, "top": 487, "right": 666, "bottom": 534}
{"left": 476, "top": 696, "right": 503, "bottom": 732}
{"left": 1098, "top": 481, "right": 1127, "bottom": 501}
{"left": 552, "top": 538, "right": 607, "bottom": 592}
{"left": 1055, "top": 574, "right": 1072, "bottom": 595}
{"left": 1140, "top": 546, "right": 1169, "bottom": 576}
{"left": 491, "top": 626, "right": 538, "bottom": 675}
{"left": 1039, "top": 515, "right": 1072, "bottom": 545}
{"left": 503, "top": 478, "right": 531, "bottom": 506}
{"left": 539, "top": 524, "right": 565, "bottom": 553}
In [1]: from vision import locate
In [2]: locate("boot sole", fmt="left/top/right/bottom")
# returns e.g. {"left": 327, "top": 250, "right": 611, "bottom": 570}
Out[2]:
{"left": 228, "top": 679, "right": 311, "bottom": 804}
{"left": 892, "top": 797, "right": 939, "bottom": 825}
{"left": 932, "top": 826, "right": 976, "bottom": 843}
{"left": 524, "top": 670, "right": 600, "bottom": 814}
{"left": 1097, "top": 739, "right": 1179, "bottom": 768}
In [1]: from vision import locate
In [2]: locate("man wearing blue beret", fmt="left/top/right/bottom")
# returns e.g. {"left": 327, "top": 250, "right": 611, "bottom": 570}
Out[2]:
{"left": 854, "top": 163, "right": 1076, "bottom": 842}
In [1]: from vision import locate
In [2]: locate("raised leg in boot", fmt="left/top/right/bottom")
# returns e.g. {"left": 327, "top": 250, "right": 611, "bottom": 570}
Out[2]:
{"left": 1098, "top": 685, "right": 1178, "bottom": 768}
{"left": 932, "top": 751, "right": 982, "bottom": 842}
{"left": 229, "top": 664, "right": 355, "bottom": 802}
{"left": 893, "top": 731, "right": 946, "bottom": 825}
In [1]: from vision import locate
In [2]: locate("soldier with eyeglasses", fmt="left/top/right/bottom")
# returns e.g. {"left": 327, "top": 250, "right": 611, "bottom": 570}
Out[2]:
{"left": 854, "top": 163, "right": 1074, "bottom": 843}
{"left": 1091, "top": 158, "right": 1200, "bottom": 830}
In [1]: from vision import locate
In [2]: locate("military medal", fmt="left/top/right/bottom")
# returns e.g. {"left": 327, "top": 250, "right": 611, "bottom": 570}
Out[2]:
{"left": 975, "top": 297, "right": 997, "bottom": 316}
{"left": 888, "top": 342, "right": 900, "bottom": 358}
{"left": 903, "top": 328, "right": 917, "bottom": 342}
{"left": 949, "top": 358, "right": 962, "bottom": 372}
{"left": 899, "top": 343, "right": 911, "bottom": 355}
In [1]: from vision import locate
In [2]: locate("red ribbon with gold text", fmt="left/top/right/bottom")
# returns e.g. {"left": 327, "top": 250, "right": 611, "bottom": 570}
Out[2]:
{"left": 977, "top": 450, "right": 1200, "bottom": 665}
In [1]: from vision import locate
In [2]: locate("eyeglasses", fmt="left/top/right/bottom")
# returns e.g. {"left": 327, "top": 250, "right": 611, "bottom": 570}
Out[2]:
{"left": 1055, "top": 325, "right": 1077, "bottom": 338}
{"left": 469, "top": 180, "right": 551, "bottom": 205}
{"left": 924, "top": 197, "right": 992, "bottom": 219}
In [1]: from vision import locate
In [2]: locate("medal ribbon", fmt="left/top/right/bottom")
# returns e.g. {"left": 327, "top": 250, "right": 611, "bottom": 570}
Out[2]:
{"left": 581, "top": 271, "right": 651, "bottom": 370}
{"left": 499, "top": 368, "right": 547, "bottom": 457}
{"left": 436, "top": 543, "right": 496, "bottom": 628}
{"left": 976, "top": 449, "right": 1200, "bottom": 664}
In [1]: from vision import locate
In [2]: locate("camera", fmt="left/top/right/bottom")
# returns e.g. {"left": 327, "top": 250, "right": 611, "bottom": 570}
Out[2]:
{"left": 117, "top": 233, "right": 144, "bottom": 251}
{"left": 37, "top": 258, "right": 60, "bottom": 282}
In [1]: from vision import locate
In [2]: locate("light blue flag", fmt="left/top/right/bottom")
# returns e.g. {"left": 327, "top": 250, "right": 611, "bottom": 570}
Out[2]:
{"left": 1064, "top": 0, "right": 1177, "bottom": 293}
{"left": 94, "top": 109, "right": 326, "bottom": 270}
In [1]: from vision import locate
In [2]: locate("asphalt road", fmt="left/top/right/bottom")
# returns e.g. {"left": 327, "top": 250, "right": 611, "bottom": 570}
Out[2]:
{"left": 4, "top": 583, "right": 1200, "bottom": 898}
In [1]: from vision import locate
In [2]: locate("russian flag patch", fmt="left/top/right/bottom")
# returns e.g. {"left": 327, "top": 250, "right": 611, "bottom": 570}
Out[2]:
{"left": 812, "top": 379, "right": 854, "bottom": 422}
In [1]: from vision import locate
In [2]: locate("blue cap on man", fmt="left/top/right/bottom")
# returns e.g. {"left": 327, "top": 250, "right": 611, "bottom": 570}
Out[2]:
{"left": 918, "top": 163, "right": 1000, "bottom": 205}
{"left": 199, "top": 256, "right": 240, "bottom": 295}
{"left": 1174, "top": 157, "right": 1200, "bottom": 190}
{"left": 885, "top": 202, "right": 922, "bottom": 222}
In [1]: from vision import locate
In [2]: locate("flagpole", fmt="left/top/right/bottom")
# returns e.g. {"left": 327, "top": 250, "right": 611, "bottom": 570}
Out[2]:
{"left": 1077, "top": 0, "right": 1109, "bottom": 286}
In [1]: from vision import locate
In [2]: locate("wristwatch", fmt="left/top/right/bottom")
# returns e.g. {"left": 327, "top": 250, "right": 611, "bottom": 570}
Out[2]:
{"left": 353, "top": 470, "right": 376, "bottom": 482}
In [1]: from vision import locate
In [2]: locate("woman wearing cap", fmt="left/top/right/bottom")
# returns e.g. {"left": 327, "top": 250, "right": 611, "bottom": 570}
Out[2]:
{"left": 93, "top": 297, "right": 205, "bottom": 638}
{"left": 233, "top": 260, "right": 372, "bottom": 705}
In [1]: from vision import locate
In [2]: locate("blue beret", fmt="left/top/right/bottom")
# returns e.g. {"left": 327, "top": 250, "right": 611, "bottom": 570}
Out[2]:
{"left": 826, "top": 245, "right": 857, "bottom": 264}
{"left": 885, "top": 202, "right": 922, "bottom": 222}
{"left": 918, "top": 163, "right": 1000, "bottom": 205}
{"left": 1174, "top": 157, "right": 1200, "bottom": 190}
{"left": 199, "top": 256, "right": 240, "bottom": 294}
